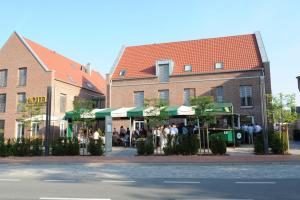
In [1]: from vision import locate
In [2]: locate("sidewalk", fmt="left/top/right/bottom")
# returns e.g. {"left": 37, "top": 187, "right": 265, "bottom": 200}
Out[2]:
{"left": 1, "top": 154, "right": 300, "bottom": 164}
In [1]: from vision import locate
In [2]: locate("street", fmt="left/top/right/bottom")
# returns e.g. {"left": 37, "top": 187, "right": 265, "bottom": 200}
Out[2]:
{"left": 0, "top": 162, "right": 299, "bottom": 200}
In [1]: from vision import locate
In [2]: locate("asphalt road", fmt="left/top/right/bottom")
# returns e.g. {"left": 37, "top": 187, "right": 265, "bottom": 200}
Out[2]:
{"left": 0, "top": 162, "right": 299, "bottom": 200}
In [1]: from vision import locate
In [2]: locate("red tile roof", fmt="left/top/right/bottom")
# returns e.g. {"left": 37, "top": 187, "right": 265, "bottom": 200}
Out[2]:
{"left": 23, "top": 37, "right": 106, "bottom": 95}
{"left": 112, "top": 34, "right": 263, "bottom": 79}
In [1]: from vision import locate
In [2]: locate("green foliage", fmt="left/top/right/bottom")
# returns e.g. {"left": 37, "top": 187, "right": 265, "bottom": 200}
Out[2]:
{"left": 209, "top": 133, "right": 227, "bottom": 155}
{"left": 267, "top": 93, "right": 298, "bottom": 124}
{"left": 51, "top": 138, "right": 66, "bottom": 156}
{"left": 51, "top": 137, "right": 79, "bottom": 156}
{"left": 254, "top": 134, "right": 264, "bottom": 154}
{"left": 11, "top": 138, "right": 31, "bottom": 157}
{"left": 30, "top": 139, "right": 43, "bottom": 156}
{"left": 190, "top": 96, "right": 215, "bottom": 125}
{"left": 269, "top": 132, "right": 288, "bottom": 154}
{"left": 136, "top": 135, "right": 154, "bottom": 155}
{"left": 17, "top": 101, "right": 46, "bottom": 131}
{"left": 293, "top": 129, "right": 300, "bottom": 141}
{"left": 88, "top": 138, "right": 104, "bottom": 156}
{"left": 163, "top": 134, "right": 200, "bottom": 155}
{"left": 144, "top": 98, "right": 169, "bottom": 130}
{"left": 136, "top": 138, "right": 146, "bottom": 155}
{"left": 0, "top": 139, "right": 7, "bottom": 157}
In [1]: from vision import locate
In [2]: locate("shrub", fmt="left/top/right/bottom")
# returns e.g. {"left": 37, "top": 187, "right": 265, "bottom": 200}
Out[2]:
{"left": 30, "top": 139, "right": 43, "bottom": 156}
{"left": 51, "top": 138, "right": 65, "bottom": 156}
{"left": 254, "top": 134, "right": 264, "bottom": 154}
{"left": 0, "top": 140, "right": 7, "bottom": 157}
{"left": 163, "top": 134, "right": 200, "bottom": 155}
{"left": 136, "top": 135, "right": 154, "bottom": 155}
{"left": 12, "top": 138, "right": 31, "bottom": 156}
{"left": 51, "top": 137, "right": 79, "bottom": 156}
{"left": 136, "top": 138, "right": 146, "bottom": 155}
{"left": 293, "top": 129, "right": 300, "bottom": 141}
{"left": 209, "top": 133, "right": 227, "bottom": 155}
{"left": 88, "top": 138, "right": 104, "bottom": 156}
{"left": 269, "top": 132, "right": 288, "bottom": 154}
{"left": 65, "top": 138, "right": 80, "bottom": 156}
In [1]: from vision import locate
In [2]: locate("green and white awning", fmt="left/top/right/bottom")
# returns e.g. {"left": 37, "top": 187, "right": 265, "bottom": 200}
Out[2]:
{"left": 65, "top": 103, "right": 233, "bottom": 120}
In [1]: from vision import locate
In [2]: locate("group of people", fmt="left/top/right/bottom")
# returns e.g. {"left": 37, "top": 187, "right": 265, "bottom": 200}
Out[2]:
{"left": 241, "top": 123, "right": 262, "bottom": 144}
{"left": 112, "top": 126, "right": 131, "bottom": 147}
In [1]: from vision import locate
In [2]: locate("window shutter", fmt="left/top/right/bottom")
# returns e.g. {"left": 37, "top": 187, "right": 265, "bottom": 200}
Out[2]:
{"left": 159, "top": 90, "right": 169, "bottom": 105}
{"left": 159, "top": 64, "right": 169, "bottom": 82}
{"left": 134, "top": 92, "right": 144, "bottom": 108}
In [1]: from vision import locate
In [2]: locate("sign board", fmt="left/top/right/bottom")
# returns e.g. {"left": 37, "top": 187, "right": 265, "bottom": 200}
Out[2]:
{"left": 27, "top": 96, "right": 47, "bottom": 104}
{"left": 105, "top": 116, "right": 113, "bottom": 153}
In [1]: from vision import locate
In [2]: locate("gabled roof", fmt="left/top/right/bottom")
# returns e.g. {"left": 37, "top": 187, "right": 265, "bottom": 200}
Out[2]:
{"left": 19, "top": 34, "right": 105, "bottom": 95}
{"left": 111, "top": 33, "right": 263, "bottom": 79}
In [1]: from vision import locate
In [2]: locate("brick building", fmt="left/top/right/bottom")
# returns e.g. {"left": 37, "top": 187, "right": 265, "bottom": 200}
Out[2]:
{"left": 0, "top": 32, "right": 106, "bottom": 139}
{"left": 107, "top": 32, "right": 271, "bottom": 130}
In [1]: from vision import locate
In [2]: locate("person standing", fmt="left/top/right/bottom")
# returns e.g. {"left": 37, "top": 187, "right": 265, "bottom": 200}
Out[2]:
{"left": 93, "top": 130, "right": 100, "bottom": 143}
{"left": 242, "top": 124, "right": 248, "bottom": 144}
{"left": 170, "top": 123, "right": 178, "bottom": 136}
{"left": 247, "top": 124, "right": 254, "bottom": 144}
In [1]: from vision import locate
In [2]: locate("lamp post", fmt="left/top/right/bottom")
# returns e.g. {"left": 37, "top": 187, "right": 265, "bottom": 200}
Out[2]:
{"left": 297, "top": 76, "right": 300, "bottom": 92}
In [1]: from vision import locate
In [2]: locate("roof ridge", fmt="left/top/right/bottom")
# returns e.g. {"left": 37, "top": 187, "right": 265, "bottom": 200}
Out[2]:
{"left": 126, "top": 33, "right": 255, "bottom": 48}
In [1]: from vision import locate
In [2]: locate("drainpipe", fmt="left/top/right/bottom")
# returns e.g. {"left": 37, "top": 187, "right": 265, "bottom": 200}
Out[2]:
{"left": 260, "top": 74, "right": 269, "bottom": 154}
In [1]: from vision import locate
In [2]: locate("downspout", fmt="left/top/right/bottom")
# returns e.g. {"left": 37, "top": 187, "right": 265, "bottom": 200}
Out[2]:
{"left": 260, "top": 70, "right": 269, "bottom": 154}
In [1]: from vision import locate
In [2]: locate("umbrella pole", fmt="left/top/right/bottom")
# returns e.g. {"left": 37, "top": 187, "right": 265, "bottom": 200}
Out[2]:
{"left": 129, "top": 117, "right": 132, "bottom": 147}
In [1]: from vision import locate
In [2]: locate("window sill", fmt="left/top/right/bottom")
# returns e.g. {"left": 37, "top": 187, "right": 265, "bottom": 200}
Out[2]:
{"left": 241, "top": 106, "right": 254, "bottom": 109}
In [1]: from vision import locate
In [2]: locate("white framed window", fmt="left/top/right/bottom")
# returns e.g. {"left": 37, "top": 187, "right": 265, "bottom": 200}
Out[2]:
{"left": 59, "top": 121, "right": 65, "bottom": 137}
{"left": 184, "top": 65, "right": 192, "bottom": 72}
{"left": 240, "top": 86, "right": 253, "bottom": 107}
{"left": 31, "top": 122, "right": 40, "bottom": 138}
{"left": 215, "top": 62, "right": 224, "bottom": 69}
{"left": 16, "top": 121, "right": 24, "bottom": 138}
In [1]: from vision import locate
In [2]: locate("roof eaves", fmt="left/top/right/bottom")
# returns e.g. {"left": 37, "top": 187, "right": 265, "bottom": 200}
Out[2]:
{"left": 254, "top": 31, "right": 268, "bottom": 63}
{"left": 14, "top": 32, "right": 51, "bottom": 72}
{"left": 109, "top": 45, "right": 126, "bottom": 77}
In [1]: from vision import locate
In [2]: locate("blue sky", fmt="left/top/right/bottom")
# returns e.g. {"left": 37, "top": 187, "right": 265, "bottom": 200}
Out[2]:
{"left": 1, "top": 0, "right": 299, "bottom": 104}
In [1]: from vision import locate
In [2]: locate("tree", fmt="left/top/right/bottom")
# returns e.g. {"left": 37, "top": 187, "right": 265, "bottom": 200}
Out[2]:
{"left": 190, "top": 96, "right": 215, "bottom": 153}
{"left": 267, "top": 93, "right": 298, "bottom": 125}
{"left": 143, "top": 98, "right": 168, "bottom": 132}
{"left": 71, "top": 98, "right": 96, "bottom": 137}
{"left": 266, "top": 93, "right": 299, "bottom": 153}
{"left": 17, "top": 101, "right": 46, "bottom": 138}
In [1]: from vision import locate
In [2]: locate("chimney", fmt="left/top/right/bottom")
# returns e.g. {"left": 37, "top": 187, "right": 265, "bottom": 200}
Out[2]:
{"left": 297, "top": 76, "right": 300, "bottom": 92}
{"left": 86, "top": 63, "right": 91, "bottom": 76}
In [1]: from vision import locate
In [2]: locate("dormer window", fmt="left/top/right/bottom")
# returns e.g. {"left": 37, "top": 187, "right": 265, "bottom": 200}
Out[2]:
{"left": 184, "top": 65, "right": 192, "bottom": 72}
{"left": 156, "top": 60, "right": 174, "bottom": 83}
{"left": 85, "top": 81, "right": 94, "bottom": 89}
{"left": 119, "top": 69, "right": 126, "bottom": 76}
{"left": 215, "top": 62, "right": 224, "bottom": 69}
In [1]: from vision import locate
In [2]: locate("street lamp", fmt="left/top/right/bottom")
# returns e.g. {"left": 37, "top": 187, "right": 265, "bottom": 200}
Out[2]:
{"left": 297, "top": 76, "right": 300, "bottom": 92}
